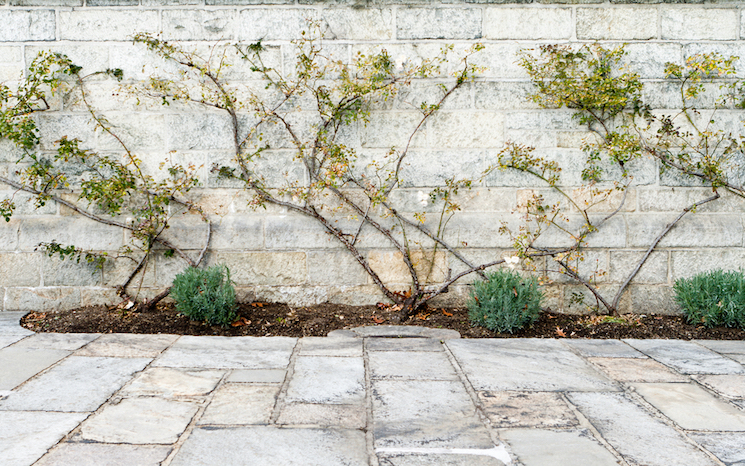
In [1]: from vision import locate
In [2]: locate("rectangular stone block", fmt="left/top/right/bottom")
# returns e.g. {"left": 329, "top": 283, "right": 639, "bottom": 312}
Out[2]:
{"left": 0, "top": 218, "right": 18, "bottom": 251}
{"left": 368, "top": 351, "right": 457, "bottom": 380}
{"left": 285, "top": 356, "right": 365, "bottom": 404}
{"left": 577, "top": 8, "right": 657, "bottom": 40}
{"left": 42, "top": 255, "right": 103, "bottom": 287}
{"left": 622, "top": 43, "right": 683, "bottom": 80}
{"left": 484, "top": 8, "right": 572, "bottom": 40}
{"left": 395, "top": 82, "right": 472, "bottom": 111}
{"left": 0, "top": 346, "right": 71, "bottom": 390}
{"left": 0, "top": 10, "right": 55, "bottom": 42}
{"left": 96, "top": 113, "right": 165, "bottom": 152}
{"left": 396, "top": 8, "right": 481, "bottom": 40}
{"left": 35, "top": 113, "right": 97, "bottom": 151}
{"left": 669, "top": 246, "right": 741, "bottom": 280}
{"left": 152, "top": 335, "right": 297, "bottom": 369}
{"left": 19, "top": 217, "right": 123, "bottom": 252}
{"left": 209, "top": 251, "right": 307, "bottom": 286}
{"left": 59, "top": 10, "right": 159, "bottom": 41}
{"left": 5, "top": 286, "right": 81, "bottom": 312}
{"left": 238, "top": 9, "right": 309, "bottom": 41}
{"left": 0, "top": 47, "right": 21, "bottom": 63}
{"left": 11, "top": 0, "right": 81, "bottom": 4}
{"left": 307, "top": 251, "right": 368, "bottom": 285}
{"left": 627, "top": 214, "right": 742, "bottom": 248}
{"left": 0, "top": 411, "right": 89, "bottom": 466}
{"left": 209, "top": 215, "right": 264, "bottom": 250}
{"left": 162, "top": 10, "right": 236, "bottom": 41}
{"left": 608, "top": 250, "right": 668, "bottom": 284}
{"left": 661, "top": 8, "right": 738, "bottom": 40}
{"left": 167, "top": 113, "right": 235, "bottom": 151}
{"left": 430, "top": 112, "right": 504, "bottom": 149}
{"left": 86, "top": 0, "right": 138, "bottom": 5}
{"left": 472, "top": 42, "right": 526, "bottom": 79}
{"left": 0, "top": 253, "right": 40, "bottom": 286}
{"left": 368, "top": 249, "right": 447, "bottom": 285}
{"left": 502, "top": 429, "right": 619, "bottom": 466}
{"left": 199, "top": 384, "right": 279, "bottom": 425}
{"left": 265, "top": 215, "right": 348, "bottom": 249}
{"left": 361, "top": 111, "right": 425, "bottom": 148}
{"left": 624, "top": 339, "right": 745, "bottom": 375}
{"left": 399, "top": 150, "right": 486, "bottom": 188}
{"left": 322, "top": 8, "right": 393, "bottom": 40}
{"left": 475, "top": 82, "right": 538, "bottom": 111}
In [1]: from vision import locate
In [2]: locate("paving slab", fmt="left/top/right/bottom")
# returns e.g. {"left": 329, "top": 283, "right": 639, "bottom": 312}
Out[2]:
{"left": 632, "top": 382, "right": 745, "bottom": 431}
{"left": 227, "top": 369, "right": 286, "bottom": 383}
{"left": 695, "top": 340, "right": 745, "bottom": 355}
{"left": 589, "top": 357, "right": 689, "bottom": 383}
{"left": 688, "top": 432, "right": 745, "bottom": 465}
{"left": 277, "top": 402, "right": 366, "bottom": 429}
{"left": 10, "top": 333, "right": 99, "bottom": 351}
{"left": 500, "top": 429, "right": 619, "bottom": 466}
{"left": 298, "top": 337, "right": 363, "bottom": 356}
{"left": 169, "top": 426, "right": 368, "bottom": 466}
{"left": 447, "top": 339, "right": 618, "bottom": 392}
{"left": 0, "top": 346, "right": 71, "bottom": 390}
{"left": 119, "top": 368, "right": 224, "bottom": 398}
{"left": 35, "top": 443, "right": 172, "bottom": 466}
{"left": 695, "top": 374, "right": 745, "bottom": 399}
{"left": 198, "top": 383, "right": 279, "bottom": 425}
{"left": 0, "top": 411, "right": 88, "bottom": 466}
{"left": 728, "top": 353, "right": 745, "bottom": 364}
{"left": 79, "top": 397, "right": 200, "bottom": 444}
{"left": 367, "top": 338, "right": 444, "bottom": 352}
{"left": 0, "top": 356, "right": 150, "bottom": 412}
{"left": 343, "top": 325, "right": 460, "bottom": 339}
{"left": 377, "top": 452, "right": 505, "bottom": 465}
{"left": 624, "top": 339, "right": 744, "bottom": 374}
{"left": 152, "top": 335, "right": 297, "bottom": 369}
{"left": 75, "top": 333, "right": 178, "bottom": 358}
{"left": 368, "top": 350, "right": 458, "bottom": 380}
{"left": 372, "top": 379, "right": 494, "bottom": 449}
{"left": 0, "top": 312, "right": 32, "bottom": 336}
{"left": 563, "top": 339, "right": 646, "bottom": 358}
{"left": 285, "top": 356, "right": 365, "bottom": 404}
{"left": 477, "top": 391, "right": 579, "bottom": 428}
{"left": 567, "top": 391, "right": 718, "bottom": 466}
{"left": 0, "top": 334, "right": 26, "bottom": 349}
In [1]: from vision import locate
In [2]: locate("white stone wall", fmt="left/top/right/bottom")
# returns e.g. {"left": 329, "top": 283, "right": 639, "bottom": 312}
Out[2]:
{"left": 2, "top": 0, "right": 745, "bottom": 313}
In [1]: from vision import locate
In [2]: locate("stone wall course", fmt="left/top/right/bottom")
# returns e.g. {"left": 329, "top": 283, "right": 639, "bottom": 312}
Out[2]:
{"left": 396, "top": 8, "right": 482, "bottom": 40}
{"left": 661, "top": 8, "right": 738, "bottom": 41}
{"left": 483, "top": 7, "right": 572, "bottom": 40}
{"left": 576, "top": 8, "right": 658, "bottom": 40}
{"left": 0, "top": 10, "right": 55, "bottom": 43}
{"left": 59, "top": 10, "right": 159, "bottom": 42}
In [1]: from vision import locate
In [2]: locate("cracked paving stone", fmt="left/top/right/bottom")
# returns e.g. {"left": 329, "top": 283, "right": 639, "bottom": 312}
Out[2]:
{"left": 624, "top": 339, "right": 744, "bottom": 375}
{"left": 588, "top": 357, "right": 689, "bottom": 383}
{"left": 198, "top": 384, "right": 279, "bottom": 425}
{"left": 477, "top": 391, "right": 579, "bottom": 428}
{"left": 500, "top": 429, "right": 618, "bottom": 466}
{"left": 687, "top": 432, "right": 745, "bottom": 465}
{"left": 119, "top": 367, "right": 225, "bottom": 398}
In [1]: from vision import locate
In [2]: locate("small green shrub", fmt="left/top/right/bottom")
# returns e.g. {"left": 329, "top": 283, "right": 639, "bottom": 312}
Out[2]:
{"left": 674, "top": 269, "right": 745, "bottom": 329}
{"left": 468, "top": 269, "right": 544, "bottom": 333}
{"left": 171, "top": 265, "right": 237, "bottom": 326}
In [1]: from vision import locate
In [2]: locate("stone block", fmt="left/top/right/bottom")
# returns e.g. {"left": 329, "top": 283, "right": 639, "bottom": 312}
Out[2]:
{"left": 688, "top": 432, "right": 745, "bottom": 466}
{"left": 0, "top": 64, "right": 23, "bottom": 82}
{"left": 5, "top": 286, "right": 81, "bottom": 312}
{"left": 366, "top": 338, "right": 444, "bottom": 352}
{"left": 228, "top": 369, "right": 286, "bottom": 383}
{"left": 622, "top": 43, "right": 683, "bottom": 80}
{"left": 322, "top": 8, "right": 393, "bottom": 40}
{"left": 0, "top": 10, "right": 55, "bottom": 42}
{"left": 661, "top": 8, "right": 738, "bottom": 40}
{"left": 75, "top": 333, "right": 179, "bottom": 358}
{"left": 589, "top": 357, "right": 688, "bottom": 383}
{"left": 395, "top": 82, "right": 472, "bottom": 111}
{"left": 162, "top": 10, "right": 236, "bottom": 41}
{"left": 265, "top": 214, "right": 349, "bottom": 249}
{"left": 577, "top": 8, "right": 658, "bottom": 40}
{"left": 376, "top": 454, "right": 505, "bottom": 466}
{"left": 608, "top": 250, "right": 668, "bottom": 284}
{"left": 167, "top": 113, "right": 234, "bottom": 151}
{"left": 96, "top": 113, "right": 165, "bottom": 152}
{"left": 625, "top": 339, "right": 745, "bottom": 375}
{"left": 361, "top": 111, "right": 426, "bottom": 148}
{"left": 209, "top": 215, "right": 264, "bottom": 250}
{"left": 472, "top": 43, "right": 527, "bottom": 79}
{"left": 87, "top": 0, "right": 138, "bottom": 4}
{"left": 35, "top": 444, "right": 171, "bottom": 466}
{"left": 238, "top": 9, "right": 310, "bottom": 41}
{"left": 0, "top": 412, "right": 88, "bottom": 466}
{"left": 209, "top": 251, "right": 307, "bottom": 286}
{"left": 562, "top": 339, "right": 645, "bottom": 358}
{"left": 430, "top": 112, "right": 504, "bottom": 149}
{"left": 35, "top": 113, "right": 97, "bottom": 151}
{"left": 475, "top": 82, "right": 537, "bottom": 111}
{"left": 695, "top": 340, "right": 745, "bottom": 355}
{"left": 397, "top": 8, "right": 481, "bottom": 40}
{"left": 26, "top": 44, "right": 110, "bottom": 79}
{"left": 0, "top": 253, "right": 40, "bottom": 286}
{"left": 671, "top": 249, "right": 745, "bottom": 281}
{"left": 285, "top": 356, "right": 365, "bottom": 404}
{"left": 277, "top": 403, "right": 366, "bottom": 429}
{"left": 42, "top": 255, "right": 103, "bottom": 287}
{"left": 627, "top": 213, "right": 742, "bottom": 248}
{"left": 369, "top": 351, "right": 458, "bottom": 380}
{"left": 478, "top": 391, "right": 579, "bottom": 428}
{"left": 307, "top": 251, "right": 368, "bottom": 285}
{"left": 399, "top": 150, "right": 486, "bottom": 188}
{"left": 0, "top": 46, "right": 21, "bottom": 63}
{"left": 484, "top": 8, "right": 572, "bottom": 40}
{"left": 199, "top": 384, "right": 279, "bottom": 425}
{"left": 621, "top": 284, "right": 679, "bottom": 315}
{"left": 501, "top": 429, "right": 618, "bottom": 466}
{"left": 694, "top": 374, "right": 745, "bottom": 399}
{"left": 12, "top": 333, "right": 98, "bottom": 351}
{"left": 209, "top": 0, "right": 293, "bottom": 3}
{"left": 59, "top": 10, "right": 159, "bottom": 41}
{"left": 0, "top": 346, "right": 71, "bottom": 390}
{"left": 152, "top": 335, "right": 297, "bottom": 369}
{"left": 19, "top": 217, "right": 123, "bottom": 252}
{"left": 368, "top": 249, "right": 447, "bottom": 285}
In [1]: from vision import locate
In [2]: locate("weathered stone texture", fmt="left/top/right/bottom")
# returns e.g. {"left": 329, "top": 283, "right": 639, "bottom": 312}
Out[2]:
{"left": 484, "top": 8, "right": 572, "bottom": 40}
{"left": 661, "top": 8, "right": 738, "bottom": 40}
{"left": 577, "top": 8, "right": 658, "bottom": 40}
{"left": 59, "top": 10, "right": 159, "bottom": 41}
{"left": 397, "top": 8, "right": 482, "bottom": 40}
{"left": 0, "top": 10, "right": 55, "bottom": 42}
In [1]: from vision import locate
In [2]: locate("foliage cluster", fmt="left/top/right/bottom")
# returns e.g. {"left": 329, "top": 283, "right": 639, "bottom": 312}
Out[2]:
{"left": 467, "top": 269, "right": 543, "bottom": 333}
{"left": 674, "top": 270, "right": 745, "bottom": 329}
{"left": 171, "top": 265, "right": 237, "bottom": 327}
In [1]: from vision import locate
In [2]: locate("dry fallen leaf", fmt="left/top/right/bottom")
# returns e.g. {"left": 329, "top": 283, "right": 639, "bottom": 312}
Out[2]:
{"left": 442, "top": 310, "right": 453, "bottom": 317}
{"left": 251, "top": 302, "right": 267, "bottom": 308}
{"left": 372, "top": 316, "right": 385, "bottom": 324}
{"left": 416, "top": 313, "right": 430, "bottom": 320}
{"left": 231, "top": 317, "right": 251, "bottom": 327}
{"left": 555, "top": 326, "right": 567, "bottom": 337}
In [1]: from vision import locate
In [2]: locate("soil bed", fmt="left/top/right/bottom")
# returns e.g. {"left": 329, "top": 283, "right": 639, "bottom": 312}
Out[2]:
{"left": 20, "top": 302, "right": 745, "bottom": 340}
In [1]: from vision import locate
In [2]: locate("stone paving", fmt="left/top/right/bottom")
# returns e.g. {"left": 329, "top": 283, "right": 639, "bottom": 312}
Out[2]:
{"left": 0, "top": 315, "right": 744, "bottom": 466}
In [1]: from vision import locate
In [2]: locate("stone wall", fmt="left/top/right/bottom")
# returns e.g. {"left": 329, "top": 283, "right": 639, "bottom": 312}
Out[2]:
{"left": 2, "top": 0, "right": 745, "bottom": 313}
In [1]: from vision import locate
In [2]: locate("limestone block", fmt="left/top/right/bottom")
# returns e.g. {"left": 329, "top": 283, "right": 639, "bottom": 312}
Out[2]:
{"left": 59, "top": 10, "right": 159, "bottom": 41}
{"left": 42, "top": 255, "right": 103, "bottom": 286}
{"left": 96, "top": 113, "right": 165, "bottom": 152}
{"left": 671, "top": 249, "right": 745, "bottom": 281}
{"left": 265, "top": 215, "right": 351, "bottom": 249}
{"left": 35, "top": 114, "right": 97, "bottom": 151}
{"left": 209, "top": 0, "right": 292, "bottom": 4}
{"left": 545, "top": 250, "right": 610, "bottom": 285}
{"left": 661, "top": 8, "right": 738, "bottom": 41}
{"left": 0, "top": 64, "right": 23, "bottom": 82}
{"left": 430, "top": 112, "right": 504, "bottom": 149}
{"left": 167, "top": 113, "right": 234, "bottom": 151}
{"left": 395, "top": 82, "right": 472, "bottom": 112}
{"left": 0, "top": 219, "right": 19, "bottom": 251}
{"left": 502, "top": 429, "right": 618, "bottom": 466}
{"left": 0, "top": 47, "right": 21, "bottom": 63}
{"left": 199, "top": 384, "right": 279, "bottom": 425}
{"left": 19, "top": 217, "right": 123, "bottom": 252}
{"left": 109, "top": 42, "right": 183, "bottom": 82}
{"left": 399, "top": 150, "right": 486, "bottom": 188}
{"left": 440, "top": 212, "right": 516, "bottom": 249}
{"left": 577, "top": 8, "right": 657, "bottom": 40}
{"left": 0, "top": 253, "right": 40, "bottom": 286}
{"left": 351, "top": 42, "right": 452, "bottom": 79}
{"left": 471, "top": 43, "right": 527, "bottom": 79}
{"left": 627, "top": 213, "right": 742, "bottom": 248}
{"left": 484, "top": 8, "right": 572, "bottom": 40}
{"left": 396, "top": 8, "right": 481, "bottom": 40}
{"left": 368, "top": 249, "right": 447, "bottom": 285}
{"left": 0, "top": 10, "right": 55, "bottom": 42}
{"left": 4, "top": 286, "right": 81, "bottom": 312}
{"left": 322, "top": 8, "right": 393, "bottom": 40}
{"left": 638, "top": 187, "right": 739, "bottom": 213}
{"left": 475, "top": 82, "right": 538, "bottom": 111}
{"left": 361, "top": 111, "right": 426, "bottom": 148}
{"left": 238, "top": 9, "right": 310, "bottom": 41}
{"left": 608, "top": 250, "right": 668, "bottom": 285}
{"left": 25, "top": 44, "right": 110, "bottom": 78}
{"left": 208, "top": 251, "right": 307, "bottom": 286}
{"left": 162, "top": 10, "right": 236, "bottom": 41}
{"left": 80, "top": 287, "right": 120, "bottom": 307}
{"left": 684, "top": 43, "right": 745, "bottom": 79}
{"left": 102, "top": 254, "right": 156, "bottom": 288}
{"left": 241, "top": 149, "right": 308, "bottom": 188}
{"left": 0, "top": 412, "right": 88, "bottom": 466}
{"left": 87, "top": 0, "right": 138, "bottom": 4}
{"left": 35, "top": 444, "right": 171, "bottom": 466}
{"left": 307, "top": 251, "right": 368, "bottom": 285}
{"left": 622, "top": 43, "right": 683, "bottom": 80}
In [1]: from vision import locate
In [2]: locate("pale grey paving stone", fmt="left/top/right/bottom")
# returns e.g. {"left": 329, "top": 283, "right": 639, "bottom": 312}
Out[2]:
{"left": 695, "top": 375, "right": 745, "bottom": 399}
{"left": 298, "top": 337, "right": 363, "bottom": 357}
{"left": 377, "top": 453, "right": 505, "bottom": 466}
{"left": 0, "top": 356, "right": 150, "bottom": 412}
{"left": 0, "top": 312, "right": 33, "bottom": 336}
{"left": 169, "top": 426, "right": 368, "bottom": 466}
{"left": 589, "top": 357, "right": 689, "bottom": 383}
{"left": 198, "top": 384, "right": 279, "bottom": 425}
{"left": 0, "top": 411, "right": 88, "bottom": 466}
{"left": 119, "top": 368, "right": 224, "bottom": 398}
{"left": 368, "top": 351, "right": 458, "bottom": 380}
{"left": 35, "top": 443, "right": 172, "bottom": 466}
{"left": 731, "top": 354, "right": 745, "bottom": 365}
{"left": 0, "top": 335, "right": 25, "bottom": 349}
{"left": 228, "top": 369, "right": 286, "bottom": 383}
{"left": 688, "top": 432, "right": 745, "bottom": 465}
{"left": 736, "top": 400, "right": 745, "bottom": 410}
{"left": 568, "top": 392, "right": 718, "bottom": 466}
{"left": 152, "top": 335, "right": 297, "bottom": 369}
{"left": 285, "top": 356, "right": 365, "bottom": 404}
{"left": 348, "top": 325, "right": 460, "bottom": 339}
{"left": 10, "top": 333, "right": 99, "bottom": 351}
{"left": 79, "top": 397, "right": 198, "bottom": 444}
{"left": 695, "top": 340, "right": 745, "bottom": 355}
{"left": 477, "top": 391, "right": 579, "bottom": 428}
{"left": 632, "top": 383, "right": 745, "bottom": 431}
{"left": 372, "top": 379, "right": 494, "bottom": 449}
{"left": 624, "top": 339, "right": 744, "bottom": 375}
{"left": 366, "top": 338, "right": 444, "bottom": 352}
{"left": 562, "top": 339, "right": 645, "bottom": 358}
{"left": 501, "top": 429, "right": 618, "bottom": 466}
{"left": 447, "top": 339, "right": 618, "bottom": 392}
{"left": 75, "top": 333, "right": 178, "bottom": 358}
{"left": 277, "top": 403, "right": 366, "bottom": 429}
{"left": 0, "top": 346, "right": 70, "bottom": 390}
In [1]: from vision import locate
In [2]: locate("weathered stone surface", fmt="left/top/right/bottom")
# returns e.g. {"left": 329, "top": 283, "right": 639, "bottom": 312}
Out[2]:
{"left": 366, "top": 338, "right": 444, "bottom": 352}
{"left": 372, "top": 379, "right": 493, "bottom": 449}
{"left": 75, "top": 333, "right": 178, "bottom": 358}
{"left": 170, "top": 426, "right": 368, "bottom": 466}
{"left": 562, "top": 339, "right": 645, "bottom": 358}
{"left": 8, "top": 332, "right": 97, "bottom": 351}
{"left": 628, "top": 214, "right": 742, "bottom": 248}
{"left": 368, "top": 351, "right": 457, "bottom": 380}
{"left": 35, "top": 444, "right": 172, "bottom": 466}
{"left": 624, "top": 339, "right": 745, "bottom": 375}
{"left": 400, "top": 151, "right": 487, "bottom": 189}
{"left": 577, "top": 7, "right": 657, "bottom": 40}
{"left": 396, "top": 8, "right": 481, "bottom": 40}
{"left": 0, "top": 312, "right": 32, "bottom": 335}
{"left": 199, "top": 384, "right": 279, "bottom": 425}
{"left": 687, "top": 432, "right": 745, "bottom": 465}
{"left": 80, "top": 397, "right": 200, "bottom": 444}
{"left": 478, "top": 391, "right": 579, "bottom": 428}
{"left": 4, "top": 287, "right": 81, "bottom": 312}
{"left": 0, "top": 346, "right": 70, "bottom": 390}
{"left": 589, "top": 357, "right": 689, "bottom": 383}
{"left": 120, "top": 368, "right": 224, "bottom": 397}
{"left": 0, "top": 10, "right": 55, "bottom": 42}
{"left": 59, "top": 10, "right": 159, "bottom": 41}
{"left": 0, "top": 411, "right": 87, "bottom": 466}
{"left": 369, "top": 250, "right": 448, "bottom": 284}
{"left": 299, "top": 337, "right": 363, "bottom": 357}
{"left": 307, "top": 251, "right": 368, "bottom": 286}
{"left": 694, "top": 375, "right": 745, "bottom": 399}
{"left": 0, "top": 253, "right": 40, "bottom": 287}
{"left": 633, "top": 382, "right": 745, "bottom": 431}
{"left": 430, "top": 112, "right": 504, "bottom": 148}
{"left": 447, "top": 339, "right": 617, "bottom": 392}
{"left": 608, "top": 250, "right": 668, "bottom": 284}
{"left": 19, "top": 217, "right": 123, "bottom": 251}
{"left": 167, "top": 113, "right": 234, "bottom": 150}
{"left": 278, "top": 402, "right": 366, "bottom": 429}
{"left": 695, "top": 340, "right": 745, "bottom": 355}
{"left": 347, "top": 325, "right": 460, "bottom": 339}
{"left": 0, "top": 335, "right": 25, "bottom": 349}
{"left": 377, "top": 453, "right": 506, "bottom": 466}
{"left": 501, "top": 429, "right": 618, "bottom": 466}
{"left": 238, "top": 9, "right": 308, "bottom": 41}
{"left": 0, "top": 356, "right": 150, "bottom": 412}
{"left": 285, "top": 356, "right": 365, "bottom": 404}
{"left": 323, "top": 8, "right": 393, "bottom": 40}
{"left": 483, "top": 7, "right": 571, "bottom": 40}
{"left": 162, "top": 9, "right": 235, "bottom": 41}
{"left": 153, "top": 335, "right": 297, "bottom": 369}
{"left": 228, "top": 369, "right": 286, "bottom": 383}
{"left": 661, "top": 8, "right": 738, "bottom": 40}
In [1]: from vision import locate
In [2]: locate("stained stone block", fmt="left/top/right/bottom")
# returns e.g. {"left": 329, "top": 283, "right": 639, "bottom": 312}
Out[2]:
{"left": 627, "top": 214, "right": 742, "bottom": 248}
{"left": 694, "top": 375, "right": 745, "bottom": 399}
{"left": 661, "top": 8, "right": 738, "bottom": 40}
{"left": 377, "top": 453, "right": 506, "bottom": 466}
{"left": 323, "top": 8, "right": 393, "bottom": 40}
{"left": 277, "top": 403, "right": 366, "bottom": 429}
{"left": 0, "top": 10, "right": 56, "bottom": 42}
{"left": 59, "top": 10, "right": 159, "bottom": 41}
{"left": 199, "top": 384, "right": 279, "bottom": 425}
{"left": 687, "top": 432, "right": 745, "bottom": 466}
{"left": 162, "top": 10, "right": 236, "bottom": 41}
{"left": 0, "top": 253, "right": 40, "bottom": 287}
{"left": 501, "top": 429, "right": 618, "bottom": 466}
{"left": 483, "top": 8, "right": 571, "bottom": 40}
{"left": 11, "top": 333, "right": 98, "bottom": 351}
{"left": 0, "top": 411, "right": 88, "bottom": 466}
{"left": 429, "top": 112, "right": 504, "bottom": 149}
{"left": 695, "top": 340, "right": 745, "bottom": 355}
{"left": 35, "top": 444, "right": 172, "bottom": 466}
{"left": 589, "top": 357, "right": 688, "bottom": 383}
{"left": 368, "top": 351, "right": 458, "bottom": 380}
{"left": 285, "top": 356, "right": 365, "bottom": 404}
{"left": 478, "top": 391, "right": 579, "bottom": 428}
{"left": 576, "top": 7, "right": 657, "bottom": 40}
{"left": 119, "top": 368, "right": 224, "bottom": 397}
{"left": 167, "top": 113, "right": 234, "bottom": 151}
{"left": 75, "top": 334, "right": 179, "bottom": 358}
{"left": 397, "top": 8, "right": 481, "bottom": 40}
{"left": 4, "top": 287, "right": 81, "bottom": 313}
{"left": 153, "top": 335, "right": 297, "bottom": 369}
{"left": 238, "top": 9, "right": 309, "bottom": 41}
{"left": 624, "top": 339, "right": 745, "bottom": 375}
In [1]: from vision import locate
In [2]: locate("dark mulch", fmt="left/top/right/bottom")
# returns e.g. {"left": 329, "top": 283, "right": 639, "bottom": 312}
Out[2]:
{"left": 20, "top": 302, "right": 745, "bottom": 340}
